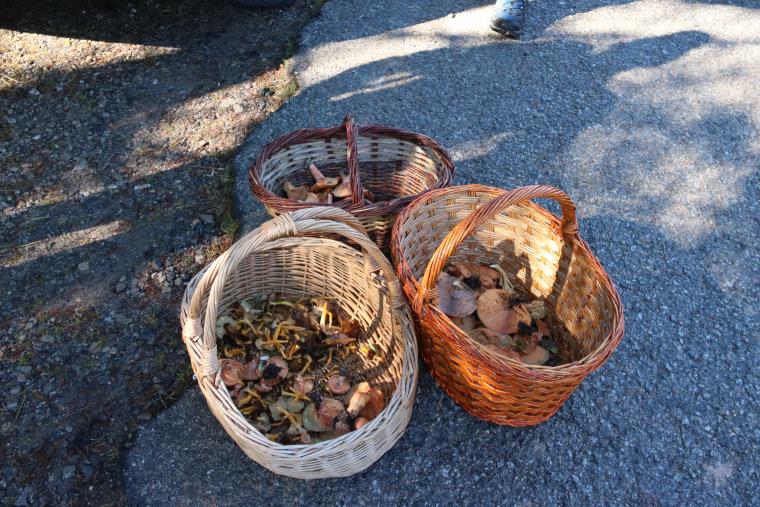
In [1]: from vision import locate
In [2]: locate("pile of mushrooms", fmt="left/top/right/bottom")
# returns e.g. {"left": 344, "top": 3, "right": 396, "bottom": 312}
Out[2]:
{"left": 216, "top": 295, "right": 386, "bottom": 444}
{"left": 283, "top": 163, "right": 374, "bottom": 204}
{"left": 436, "top": 262, "right": 559, "bottom": 365}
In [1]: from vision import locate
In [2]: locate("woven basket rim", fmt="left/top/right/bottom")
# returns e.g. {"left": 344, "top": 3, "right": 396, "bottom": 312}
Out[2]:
{"left": 392, "top": 183, "right": 624, "bottom": 374}
{"left": 248, "top": 116, "right": 455, "bottom": 217}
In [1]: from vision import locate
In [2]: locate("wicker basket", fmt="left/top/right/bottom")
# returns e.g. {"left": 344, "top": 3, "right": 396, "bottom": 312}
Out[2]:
{"left": 180, "top": 207, "right": 418, "bottom": 478}
{"left": 249, "top": 115, "right": 455, "bottom": 251}
{"left": 391, "top": 184, "right": 624, "bottom": 426}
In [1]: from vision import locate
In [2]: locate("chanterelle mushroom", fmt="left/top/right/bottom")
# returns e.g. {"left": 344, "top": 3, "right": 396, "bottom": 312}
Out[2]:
{"left": 436, "top": 272, "right": 477, "bottom": 318}
{"left": 476, "top": 289, "right": 531, "bottom": 334}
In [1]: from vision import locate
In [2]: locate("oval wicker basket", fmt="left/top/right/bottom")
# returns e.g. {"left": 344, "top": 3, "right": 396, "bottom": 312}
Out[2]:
{"left": 180, "top": 207, "right": 418, "bottom": 478}
{"left": 391, "top": 184, "right": 624, "bottom": 426}
{"left": 249, "top": 115, "right": 455, "bottom": 251}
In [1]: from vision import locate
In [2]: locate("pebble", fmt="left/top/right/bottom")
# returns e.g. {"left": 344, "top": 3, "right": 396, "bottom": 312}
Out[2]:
{"left": 41, "top": 335, "right": 55, "bottom": 343}
{"left": 114, "top": 281, "right": 127, "bottom": 294}
{"left": 199, "top": 214, "right": 214, "bottom": 225}
{"left": 62, "top": 465, "right": 75, "bottom": 480}
{"left": 78, "top": 261, "right": 89, "bottom": 271}
{"left": 232, "top": 104, "right": 244, "bottom": 113}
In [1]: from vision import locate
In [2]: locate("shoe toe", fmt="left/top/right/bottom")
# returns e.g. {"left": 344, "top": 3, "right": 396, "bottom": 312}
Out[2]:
{"left": 490, "top": 16, "right": 522, "bottom": 36}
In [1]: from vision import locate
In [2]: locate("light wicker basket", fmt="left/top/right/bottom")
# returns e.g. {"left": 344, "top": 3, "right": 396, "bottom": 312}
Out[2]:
{"left": 391, "top": 184, "right": 624, "bottom": 426}
{"left": 181, "top": 207, "right": 418, "bottom": 478}
{"left": 249, "top": 115, "right": 455, "bottom": 252}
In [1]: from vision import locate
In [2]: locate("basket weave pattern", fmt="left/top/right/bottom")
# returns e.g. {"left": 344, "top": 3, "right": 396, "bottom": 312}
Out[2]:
{"left": 249, "top": 116, "right": 455, "bottom": 250}
{"left": 181, "top": 208, "right": 418, "bottom": 478}
{"left": 391, "top": 184, "right": 624, "bottom": 426}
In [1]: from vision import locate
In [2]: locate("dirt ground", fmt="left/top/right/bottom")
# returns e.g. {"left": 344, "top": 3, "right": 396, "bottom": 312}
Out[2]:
{"left": 0, "top": 0, "right": 319, "bottom": 504}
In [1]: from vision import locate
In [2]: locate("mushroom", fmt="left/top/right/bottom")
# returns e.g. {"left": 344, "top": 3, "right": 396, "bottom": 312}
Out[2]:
{"left": 253, "top": 412, "right": 271, "bottom": 433}
{"left": 292, "top": 375, "right": 314, "bottom": 395}
{"left": 451, "top": 314, "right": 477, "bottom": 332}
{"left": 309, "top": 163, "right": 340, "bottom": 191}
{"left": 346, "top": 382, "right": 372, "bottom": 418}
{"left": 254, "top": 380, "right": 273, "bottom": 393}
{"left": 354, "top": 417, "right": 369, "bottom": 430}
{"left": 476, "top": 290, "right": 531, "bottom": 334}
{"left": 327, "top": 375, "right": 351, "bottom": 395}
{"left": 468, "top": 327, "right": 513, "bottom": 348}
{"left": 334, "top": 420, "right": 351, "bottom": 436}
{"left": 302, "top": 403, "right": 329, "bottom": 432}
{"left": 520, "top": 345, "right": 550, "bottom": 366}
{"left": 239, "top": 357, "right": 261, "bottom": 381}
{"left": 359, "top": 387, "right": 385, "bottom": 421}
{"left": 527, "top": 299, "right": 547, "bottom": 320}
{"left": 284, "top": 181, "right": 310, "bottom": 201}
{"left": 304, "top": 192, "right": 320, "bottom": 203}
{"left": 317, "top": 399, "right": 345, "bottom": 429}
{"left": 220, "top": 359, "right": 244, "bottom": 387}
{"left": 450, "top": 263, "right": 500, "bottom": 290}
{"left": 261, "top": 356, "right": 289, "bottom": 386}
{"left": 332, "top": 174, "right": 352, "bottom": 199}
{"left": 435, "top": 272, "right": 477, "bottom": 318}
{"left": 536, "top": 318, "right": 551, "bottom": 338}
{"left": 215, "top": 316, "right": 237, "bottom": 339}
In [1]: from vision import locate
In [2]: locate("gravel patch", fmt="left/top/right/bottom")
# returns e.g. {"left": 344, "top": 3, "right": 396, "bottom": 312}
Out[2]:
{"left": 0, "top": 0, "right": 319, "bottom": 503}
{"left": 127, "top": 0, "right": 759, "bottom": 505}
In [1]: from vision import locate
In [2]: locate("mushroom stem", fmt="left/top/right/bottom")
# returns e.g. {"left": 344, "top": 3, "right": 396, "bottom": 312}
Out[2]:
{"left": 489, "top": 264, "right": 515, "bottom": 295}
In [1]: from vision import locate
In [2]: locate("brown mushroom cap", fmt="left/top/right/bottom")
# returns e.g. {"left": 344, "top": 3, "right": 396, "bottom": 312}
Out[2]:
{"left": 476, "top": 290, "right": 531, "bottom": 334}
{"left": 354, "top": 417, "right": 370, "bottom": 430}
{"left": 220, "top": 359, "right": 244, "bottom": 387}
{"left": 293, "top": 375, "right": 314, "bottom": 395}
{"left": 436, "top": 272, "right": 477, "bottom": 318}
{"left": 359, "top": 387, "right": 385, "bottom": 421}
{"left": 346, "top": 382, "right": 372, "bottom": 418}
{"left": 327, "top": 375, "right": 351, "bottom": 395}
{"left": 521, "top": 345, "right": 550, "bottom": 365}
{"left": 317, "top": 399, "right": 345, "bottom": 429}
{"left": 239, "top": 358, "right": 261, "bottom": 381}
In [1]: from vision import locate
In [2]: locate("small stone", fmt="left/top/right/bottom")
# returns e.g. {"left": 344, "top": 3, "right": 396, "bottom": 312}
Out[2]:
{"left": 78, "top": 261, "right": 89, "bottom": 271}
{"left": 114, "top": 281, "right": 127, "bottom": 294}
{"left": 194, "top": 254, "right": 204, "bottom": 264}
{"left": 232, "top": 103, "right": 244, "bottom": 113}
{"left": 14, "top": 492, "right": 28, "bottom": 506}
{"left": 41, "top": 335, "right": 54, "bottom": 343}
{"left": 199, "top": 214, "right": 214, "bottom": 225}
{"left": 80, "top": 464, "right": 94, "bottom": 480}
{"left": 62, "top": 465, "right": 75, "bottom": 480}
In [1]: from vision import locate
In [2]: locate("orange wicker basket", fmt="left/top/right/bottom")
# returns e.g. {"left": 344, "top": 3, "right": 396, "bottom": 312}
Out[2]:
{"left": 249, "top": 115, "right": 454, "bottom": 251}
{"left": 391, "top": 184, "right": 624, "bottom": 426}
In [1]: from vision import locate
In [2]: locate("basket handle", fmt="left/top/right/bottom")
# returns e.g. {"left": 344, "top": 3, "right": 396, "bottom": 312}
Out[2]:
{"left": 186, "top": 207, "right": 405, "bottom": 383}
{"left": 414, "top": 185, "right": 579, "bottom": 312}
{"left": 343, "top": 115, "right": 365, "bottom": 206}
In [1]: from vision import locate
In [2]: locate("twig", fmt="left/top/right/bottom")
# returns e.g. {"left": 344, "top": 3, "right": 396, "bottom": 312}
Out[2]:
{"left": 13, "top": 394, "right": 27, "bottom": 426}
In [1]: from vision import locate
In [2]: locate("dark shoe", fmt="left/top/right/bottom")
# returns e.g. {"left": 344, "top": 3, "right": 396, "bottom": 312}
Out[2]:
{"left": 490, "top": 0, "right": 525, "bottom": 39}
